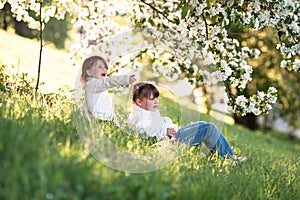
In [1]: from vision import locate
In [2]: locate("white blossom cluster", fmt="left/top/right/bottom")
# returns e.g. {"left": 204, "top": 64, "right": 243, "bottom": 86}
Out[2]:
{"left": 232, "top": 0, "right": 300, "bottom": 72}
{"left": 1, "top": 0, "right": 131, "bottom": 67}
{"left": 127, "top": 0, "right": 288, "bottom": 115}
{"left": 148, "top": 50, "right": 182, "bottom": 81}
{"left": 2, "top": 0, "right": 298, "bottom": 116}
{"left": 1, "top": 0, "right": 41, "bottom": 29}
{"left": 64, "top": 0, "right": 131, "bottom": 67}
{"left": 226, "top": 87, "right": 278, "bottom": 116}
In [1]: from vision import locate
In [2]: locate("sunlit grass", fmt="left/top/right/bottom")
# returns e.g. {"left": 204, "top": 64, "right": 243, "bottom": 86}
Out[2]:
{"left": 0, "top": 35, "right": 300, "bottom": 199}
{"left": 1, "top": 75, "right": 299, "bottom": 199}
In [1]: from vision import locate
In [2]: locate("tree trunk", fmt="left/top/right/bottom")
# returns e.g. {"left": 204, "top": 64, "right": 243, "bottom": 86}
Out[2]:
{"left": 203, "top": 86, "right": 212, "bottom": 115}
{"left": 14, "top": 20, "right": 29, "bottom": 37}
{"left": 233, "top": 113, "right": 259, "bottom": 130}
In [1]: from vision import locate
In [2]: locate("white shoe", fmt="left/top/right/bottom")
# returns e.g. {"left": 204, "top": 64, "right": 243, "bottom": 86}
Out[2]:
{"left": 225, "top": 155, "right": 247, "bottom": 166}
{"left": 232, "top": 155, "right": 248, "bottom": 163}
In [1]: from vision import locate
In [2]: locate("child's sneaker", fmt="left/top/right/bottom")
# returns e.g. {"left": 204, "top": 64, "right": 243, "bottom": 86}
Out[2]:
{"left": 224, "top": 155, "right": 247, "bottom": 166}
{"left": 232, "top": 155, "right": 247, "bottom": 163}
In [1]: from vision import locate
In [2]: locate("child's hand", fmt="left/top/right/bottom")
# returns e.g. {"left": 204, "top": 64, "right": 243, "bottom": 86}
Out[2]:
{"left": 166, "top": 128, "right": 177, "bottom": 138}
{"left": 129, "top": 75, "right": 136, "bottom": 84}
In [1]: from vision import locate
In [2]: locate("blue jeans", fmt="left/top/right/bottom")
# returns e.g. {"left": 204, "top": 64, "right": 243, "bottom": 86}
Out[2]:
{"left": 175, "top": 121, "right": 234, "bottom": 157}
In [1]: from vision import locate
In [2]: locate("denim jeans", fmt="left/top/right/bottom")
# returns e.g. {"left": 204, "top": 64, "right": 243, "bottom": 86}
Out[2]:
{"left": 175, "top": 121, "right": 234, "bottom": 157}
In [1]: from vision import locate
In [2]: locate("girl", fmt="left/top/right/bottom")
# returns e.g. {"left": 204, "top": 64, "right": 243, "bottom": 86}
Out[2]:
{"left": 81, "top": 56, "right": 136, "bottom": 120}
{"left": 128, "top": 82, "right": 247, "bottom": 163}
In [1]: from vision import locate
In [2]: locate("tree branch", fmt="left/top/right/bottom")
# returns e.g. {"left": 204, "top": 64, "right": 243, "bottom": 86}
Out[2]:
{"left": 140, "top": 0, "right": 175, "bottom": 24}
{"left": 108, "top": 49, "right": 147, "bottom": 75}
{"left": 201, "top": 12, "right": 209, "bottom": 40}
{"left": 35, "top": 2, "right": 43, "bottom": 94}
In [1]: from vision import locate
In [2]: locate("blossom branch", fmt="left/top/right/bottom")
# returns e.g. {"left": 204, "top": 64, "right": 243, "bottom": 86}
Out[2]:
{"left": 139, "top": 0, "right": 175, "bottom": 24}
{"left": 201, "top": 12, "right": 209, "bottom": 40}
{"left": 108, "top": 49, "right": 147, "bottom": 75}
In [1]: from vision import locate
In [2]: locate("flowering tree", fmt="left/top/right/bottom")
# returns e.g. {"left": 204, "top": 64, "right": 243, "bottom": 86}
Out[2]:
{"left": 1, "top": 0, "right": 299, "bottom": 119}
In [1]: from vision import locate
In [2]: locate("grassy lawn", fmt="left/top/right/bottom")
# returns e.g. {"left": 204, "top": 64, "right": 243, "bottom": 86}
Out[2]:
{"left": 0, "top": 73, "right": 299, "bottom": 200}
{"left": 0, "top": 31, "right": 299, "bottom": 199}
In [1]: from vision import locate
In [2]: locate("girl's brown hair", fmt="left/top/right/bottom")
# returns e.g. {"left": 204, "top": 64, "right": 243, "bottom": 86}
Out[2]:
{"left": 80, "top": 56, "right": 108, "bottom": 83}
{"left": 132, "top": 82, "right": 159, "bottom": 102}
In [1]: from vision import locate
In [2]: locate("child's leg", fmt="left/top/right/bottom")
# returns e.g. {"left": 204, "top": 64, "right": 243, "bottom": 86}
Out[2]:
{"left": 209, "top": 126, "right": 234, "bottom": 157}
{"left": 176, "top": 122, "right": 234, "bottom": 157}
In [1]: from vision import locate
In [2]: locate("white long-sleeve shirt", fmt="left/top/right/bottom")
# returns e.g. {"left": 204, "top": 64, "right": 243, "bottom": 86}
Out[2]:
{"left": 85, "top": 75, "right": 131, "bottom": 120}
{"left": 128, "top": 104, "right": 178, "bottom": 140}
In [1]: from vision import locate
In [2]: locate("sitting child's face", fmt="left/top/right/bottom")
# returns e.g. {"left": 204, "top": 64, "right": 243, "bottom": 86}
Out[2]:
{"left": 138, "top": 95, "right": 159, "bottom": 111}
{"left": 88, "top": 60, "right": 108, "bottom": 80}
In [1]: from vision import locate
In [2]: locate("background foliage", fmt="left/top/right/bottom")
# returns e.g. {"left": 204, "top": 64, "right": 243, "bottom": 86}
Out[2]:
{"left": 0, "top": 2, "right": 70, "bottom": 49}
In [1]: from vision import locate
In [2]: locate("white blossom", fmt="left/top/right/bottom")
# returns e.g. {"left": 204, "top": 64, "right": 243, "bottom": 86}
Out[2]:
{"left": 292, "top": 59, "right": 300, "bottom": 71}
{"left": 4, "top": 0, "right": 298, "bottom": 116}
{"left": 254, "top": 18, "right": 260, "bottom": 30}
{"left": 229, "top": 77, "right": 239, "bottom": 87}
{"left": 257, "top": 91, "right": 265, "bottom": 100}
{"left": 253, "top": 108, "right": 261, "bottom": 115}
{"left": 280, "top": 60, "right": 288, "bottom": 68}
{"left": 268, "top": 87, "right": 278, "bottom": 94}
{"left": 0, "top": 0, "right": 7, "bottom": 9}
{"left": 253, "top": 0, "right": 261, "bottom": 12}
{"left": 184, "top": 59, "right": 191, "bottom": 67}
{"left": 236, "top": 95, "right": 247, "bottom": 108}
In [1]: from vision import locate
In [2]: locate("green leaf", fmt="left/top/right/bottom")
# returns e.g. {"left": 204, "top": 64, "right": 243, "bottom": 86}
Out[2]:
{"left": 181, "top": 4, "right": 191, "bottom": 18}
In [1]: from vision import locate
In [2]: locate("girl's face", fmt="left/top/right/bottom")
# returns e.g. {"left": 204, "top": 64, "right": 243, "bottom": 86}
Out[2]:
{"left": 87, "top": 60, "right": 108, "bottom": 79}
{"left": 137, "top": 94, "right": 159, "bottom": 111}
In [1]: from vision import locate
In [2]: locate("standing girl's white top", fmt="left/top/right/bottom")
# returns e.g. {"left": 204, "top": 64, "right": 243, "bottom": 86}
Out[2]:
{"left": 85, "top": 75, "right": 131, "bottom": 120}
{"left": 128, "top": 104, "right": 178, "bottom": 140}
{"left": 81, "top": 56, "right": 136, "bottom": 120}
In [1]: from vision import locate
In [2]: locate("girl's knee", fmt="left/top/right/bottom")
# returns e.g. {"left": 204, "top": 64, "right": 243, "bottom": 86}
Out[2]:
{"left": 195, "top": 121, "right": 214, "bottom": 129}
{"left": 206, "top": 123, "right": 221, "bottom": 136}
{"left": 204, "top": 122, "right": 216, "bottom": 130}
{"left": 197, "top": 121, "right": 209, "bottom": 126}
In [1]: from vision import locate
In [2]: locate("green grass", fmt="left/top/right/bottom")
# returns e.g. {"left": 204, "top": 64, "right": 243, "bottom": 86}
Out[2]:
{"left": 0, "top": 31, "right": 299, "bottom": 199}
{"left": 0, "top": 68, "right": 299, "bottom": 200}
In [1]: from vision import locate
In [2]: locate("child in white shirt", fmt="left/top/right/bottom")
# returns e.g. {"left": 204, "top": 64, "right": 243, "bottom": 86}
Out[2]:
{"left": 128, "top": 82, "right": 247, "bottom": 162}
{"left": 81, "top": 56, "right": 136, "bottom": 120}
